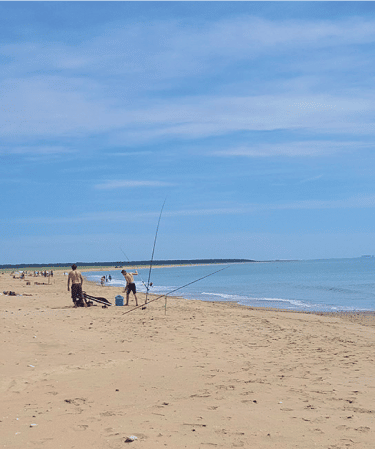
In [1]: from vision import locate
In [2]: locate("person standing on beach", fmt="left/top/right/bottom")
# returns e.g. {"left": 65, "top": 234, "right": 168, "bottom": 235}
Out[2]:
{"left": 121, "top": 269, "right": 139, "bottom": 306}
{"left": 67, "top": 264, "right": 88, "bottom": 307}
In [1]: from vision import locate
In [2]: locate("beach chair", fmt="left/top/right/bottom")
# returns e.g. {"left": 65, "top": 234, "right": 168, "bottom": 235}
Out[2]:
{"left": 82, "top": 292, "right": 112, "bottom": 307}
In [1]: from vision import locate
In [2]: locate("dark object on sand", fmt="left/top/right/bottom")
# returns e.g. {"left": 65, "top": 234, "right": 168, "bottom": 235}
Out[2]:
{"left": 82, "top": 292, "right": 112, "bottom": 307}
{"left": 3, "top": 291, "right": 17, "bottom": 296}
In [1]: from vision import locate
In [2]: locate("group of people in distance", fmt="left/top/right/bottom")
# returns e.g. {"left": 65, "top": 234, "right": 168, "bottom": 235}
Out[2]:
{"left": 34, "top": 270, "right": 53, "bottom": 277}
{"left": 67, "top": 264, "right": 139, "bottom": 308}
{"left": 15, "top": 270, "right": 53, "bottom": 279}
{"left": 100, "top": 274, "right": 112, "bottom": 286}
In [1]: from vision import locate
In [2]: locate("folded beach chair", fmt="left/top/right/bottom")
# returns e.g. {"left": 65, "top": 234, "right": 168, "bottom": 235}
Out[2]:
{"left": 82, "top": 292, "right": 112, "bottom": 307}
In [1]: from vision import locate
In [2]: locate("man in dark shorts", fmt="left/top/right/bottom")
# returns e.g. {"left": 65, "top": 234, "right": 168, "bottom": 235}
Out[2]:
{"left": 121, "top": 269, "right": 138, "bottom": 306}
{"left": 67, "top": 264, "right": 88, "bottom": 307}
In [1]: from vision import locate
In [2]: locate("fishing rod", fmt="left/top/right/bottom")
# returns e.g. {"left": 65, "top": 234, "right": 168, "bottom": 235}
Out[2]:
{"left": 122, "top": 264, "right": 230, "bottom": 315}
{"left": 145, "top": 199, "right": 166, "bottom": 305}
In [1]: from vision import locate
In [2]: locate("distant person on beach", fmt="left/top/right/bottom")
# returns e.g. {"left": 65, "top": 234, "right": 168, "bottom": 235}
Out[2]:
{"left": 121, "top": 269, "right": 139, "bottom": 306}
{"left": 101, "top": 276, "right": 105, "bottom": 286}
{"left": 67, "top": 264, "right": 87, "bottom": 307}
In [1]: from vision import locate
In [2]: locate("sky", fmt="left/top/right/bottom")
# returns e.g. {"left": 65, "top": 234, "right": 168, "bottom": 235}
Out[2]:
{"left": 1, "top": 1, "right": 375, "bottom": 265}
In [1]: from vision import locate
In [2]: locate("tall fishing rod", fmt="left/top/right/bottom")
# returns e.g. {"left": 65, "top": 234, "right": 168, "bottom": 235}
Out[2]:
{"left": 145, "top": 199, "right": 166, "bottom": 305}
{"left": 122, "top": 264, "right": 230, "bottom": 315}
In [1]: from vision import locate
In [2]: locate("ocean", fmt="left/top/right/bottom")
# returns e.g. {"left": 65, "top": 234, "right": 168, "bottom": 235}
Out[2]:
{"left": 83, "top": 257, "right": 375, "bottom": 312}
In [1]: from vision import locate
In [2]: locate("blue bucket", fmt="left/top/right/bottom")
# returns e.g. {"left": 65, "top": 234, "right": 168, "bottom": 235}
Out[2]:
{"left": 115, "top": 295, "right": 124, "bottom": 306}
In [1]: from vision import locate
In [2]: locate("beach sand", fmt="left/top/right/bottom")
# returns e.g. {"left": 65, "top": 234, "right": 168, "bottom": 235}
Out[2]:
{"left": 1, "top": 269, "right": 374, "bottom": 448}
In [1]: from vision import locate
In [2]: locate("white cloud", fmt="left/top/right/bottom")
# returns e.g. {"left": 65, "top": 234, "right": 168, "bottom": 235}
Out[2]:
{"left": 94, "top": 180, "right": 173, "bottom": 190}
{"left": 212, "top": 140, "right": 373, "bottom": 158}
{"left": 2, "top": 16, "right": 375, "bottom": 77}
{"left": 0, "top": 144, "right": 73, "bottom": 155}
{"left": 105, "top": 151, "right": 153, "bottom": 156}
{"left": 0, "top": 210, "right": 157, "bottom": 226}
{"left": 1, "top": 15, "right": 375, "bottom": 146}
{"left": 2, "top": 194, "right": 375, "bottom": 228}
{"left": 166, "top": 196, "right": 375, "bottom": 214}
{"left": 3, "top": 80, "right": 371, "bottom": 144}
{"left": 274, "top": 195, "right": 375, "bottom": 211}
{"left": 298, "top": 174, "right": 324, "bottom": 184}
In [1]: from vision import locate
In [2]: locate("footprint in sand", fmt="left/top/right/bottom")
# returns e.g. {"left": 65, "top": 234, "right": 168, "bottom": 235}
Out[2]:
{"left": 355, "top": 426, "right": 370, "bottom": 432}
{"left": 64, "top": 398, "right": 87, "bottom": 406}
{"left": 74, "top": 424, "right": 89, "bottom": 431}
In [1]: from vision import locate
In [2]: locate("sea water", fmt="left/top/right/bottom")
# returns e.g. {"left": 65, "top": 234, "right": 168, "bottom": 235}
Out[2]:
{"left": 83, "top": 257, "right": 375, "bottom": 312}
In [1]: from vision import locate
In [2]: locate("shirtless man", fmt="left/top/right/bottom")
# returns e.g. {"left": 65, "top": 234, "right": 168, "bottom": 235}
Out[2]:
{"left": 67, "top": 264, "right": 87, "bottom": 307}
{"left": 121, "top": 269, "right": 138, "bottom": 306}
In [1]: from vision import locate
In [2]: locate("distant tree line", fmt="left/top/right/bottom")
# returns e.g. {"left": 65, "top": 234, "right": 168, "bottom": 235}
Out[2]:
{"left": 0, "top": 259, "right": 254, "bottom": 270}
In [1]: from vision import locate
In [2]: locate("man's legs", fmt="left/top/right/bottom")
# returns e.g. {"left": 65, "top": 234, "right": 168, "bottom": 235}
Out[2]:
{"left": 71, "top": 284, "right": 78, "bottom": 306}
{"left": 125, "top": 285, "right": 138, "bottom": 306}
{"left": 72, "top": 284, "right": 87, "bottom": 307}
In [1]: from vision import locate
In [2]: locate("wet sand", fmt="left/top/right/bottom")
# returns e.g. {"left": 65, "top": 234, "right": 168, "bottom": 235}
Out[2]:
{"left": 1, "top": 269, "right": 374, "bottom": 448}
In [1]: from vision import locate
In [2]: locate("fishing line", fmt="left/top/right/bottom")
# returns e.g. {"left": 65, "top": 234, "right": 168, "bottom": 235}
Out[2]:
{"left": 145, "top": 198, "right": 166, "bottom": 304}
{"left": 122, "top": 264, "right": 230, "bottom": 315}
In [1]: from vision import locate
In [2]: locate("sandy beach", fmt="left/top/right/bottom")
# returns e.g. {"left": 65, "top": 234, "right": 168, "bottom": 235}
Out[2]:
{"left": 1, "top": 269, "right": 374, "bottom": 449}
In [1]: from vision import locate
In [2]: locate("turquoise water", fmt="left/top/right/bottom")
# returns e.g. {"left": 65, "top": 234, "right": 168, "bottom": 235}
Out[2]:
{"left": 83, "top": 257, "right": 375, "bottom": 312}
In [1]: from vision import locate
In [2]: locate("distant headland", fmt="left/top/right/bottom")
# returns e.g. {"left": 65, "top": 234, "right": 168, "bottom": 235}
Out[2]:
{"left": 0, "top": 258, "right": 254, "bottom": 270}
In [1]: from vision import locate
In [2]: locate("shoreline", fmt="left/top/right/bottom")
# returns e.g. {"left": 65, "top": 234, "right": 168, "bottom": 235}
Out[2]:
{"left": 2, "top": 265, "right": 375, "bottom": 320}
{"left": 4, "top": 265, "right": 375, "bottom": 318}
{"left": 82, "top": 266, "right": 375, "bottom": 318}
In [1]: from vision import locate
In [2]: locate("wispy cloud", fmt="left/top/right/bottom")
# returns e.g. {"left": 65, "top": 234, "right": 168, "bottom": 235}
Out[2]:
{"left": 166, "top": 196, "right": 375, "bottom": 214}
{"left": 1, "top": 84, "right": 373, "bottom": 145}
{"left": 104, "top": 93, "right": 375, "bottom": 143}
{"left": 2, "top": 194, "right": 375, "bottom": 227}
{"left": 298, "top": 174, "right": 324, "bottom": 184}
{"left": 94, "top": 180, "right": 173, "bottom": 190}
{"left": 0, "top": 144, "right": 73, "bottom": 155}
{"left": 105, "top": 151, "right": 153, "bottom": 157}
{"left": 259, "top": 195, "right": 375, "bottom": 211}
{"left": 211, "top": 141, "right": 372, "bottom": 158}
{"left": 0, "top": 210, "right": 158, "bottom": 226}
{"left": 4, "top": 15, "right": 375, "bottom": 78}
{"left": 1, "top": 14, "right": 375, "bottom": 147}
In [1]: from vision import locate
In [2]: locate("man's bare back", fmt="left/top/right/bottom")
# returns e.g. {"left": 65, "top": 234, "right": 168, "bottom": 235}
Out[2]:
{"left": 68, "top": 270, "right": 83, "bottom": 286}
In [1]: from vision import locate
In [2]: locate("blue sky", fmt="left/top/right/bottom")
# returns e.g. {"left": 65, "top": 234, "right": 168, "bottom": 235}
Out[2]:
{"left": 1, "top": 1, "right": 375, "bottom": 264}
